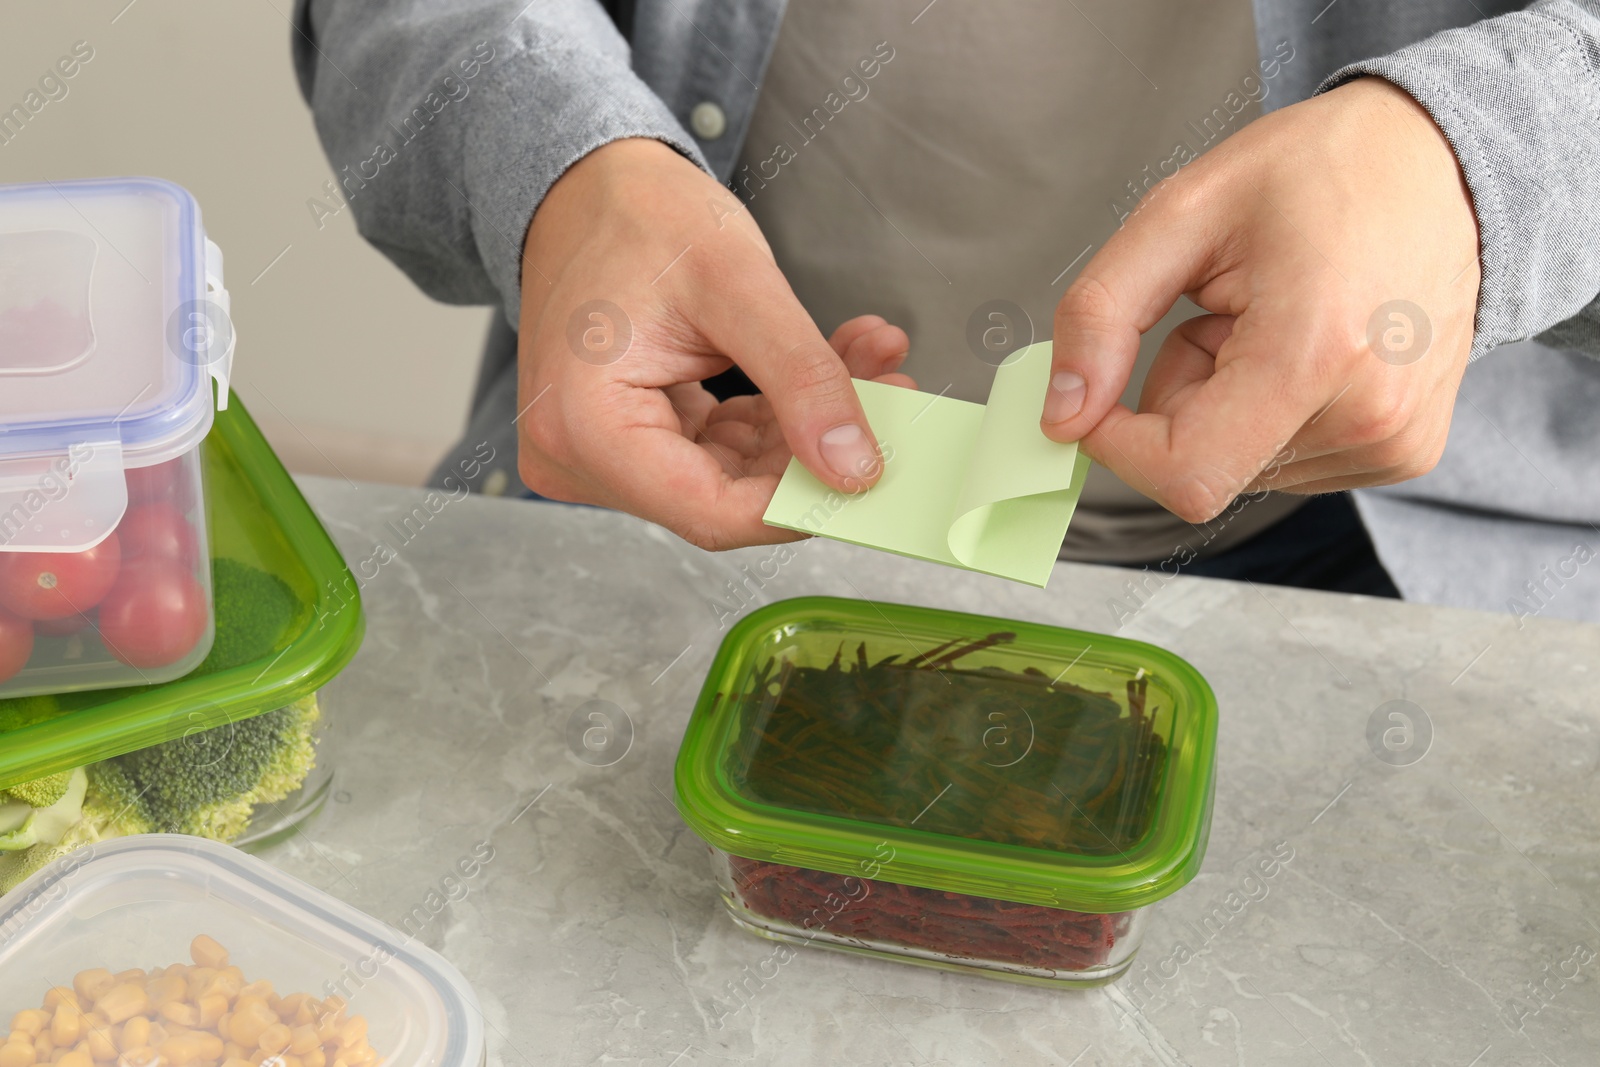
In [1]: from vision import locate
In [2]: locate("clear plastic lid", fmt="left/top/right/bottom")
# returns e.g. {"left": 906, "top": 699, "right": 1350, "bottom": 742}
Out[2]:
{"left": 0, "top": 836, "right": 485, "bottom": 1067}
{"left": 0, "top": 178, "right": 232, "bottom": 552}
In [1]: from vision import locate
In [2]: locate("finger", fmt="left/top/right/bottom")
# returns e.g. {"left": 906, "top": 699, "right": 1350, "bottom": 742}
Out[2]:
{"left": 664, "top": 381, "right": 717, "bottom": 438}
{"left": 840, "top": 322, "right": 911, "bottom": 381}
{"left": 1137, "top": 314, "right": 1234, "bottom": 415}
{"left": 1242, "top": 439, "right": 1432, "bottom": 494}
{"left": 870, "top": 372, "right": 918, "bottom": 390}
{"left": 1272, "top": 472, "right": 1407, "bottom": 494}
{"left": 689, "top": 261, "right": 885, "bottom": 493}
{"left": 702, "top": 419, "right": 764, "bottom": 458}
{"left": 828, "top": 314, "right": 889, "bottom": 356}
{"left": 704, "top": 393, "right": 773, "bottom": 427}
{"left": 586, "top": 397, "right": 805, "bottom": 548}
{"left": 1045, "top": 183, "right": 1217, "bottom": 440}
{"left": 697, "top": 436, "right": 752, "bottom": 479}
{"left": 1081, "top": 306, "right": 1338, "bottom": 523}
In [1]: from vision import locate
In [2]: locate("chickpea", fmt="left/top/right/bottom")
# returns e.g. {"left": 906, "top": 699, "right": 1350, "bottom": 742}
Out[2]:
{"left": 11, "top": 1016, "right": 46, "bottom": 1040}
{"left": 199, "top": 973, "right": 241, "bottom": 1003}
{"left": 255, "top": 1025, "right": 291, "bottom": 1057}
{"left": 285, "top": 1028, "right": 317, "bottom": 1058}
{"left": 144, "top": 978, "right": 185, "bottom": 1010}
{"left": 196, "top": 998, "right": 227, "bottom": 1031}
{"left": 225, "top": 1002, "right": 275, "bottom": 1050}
{"left": 90, "top": 989, "right": 146, "bottom": 1030}
{"left": 49, "top": 1009, "right": 81, "bottom": 1048}
{"left": 157, "top": 1003, "right": 198, "bottom": 1029}
{"left": 182, "top": 972, "right": 216, "bottom": 1004}
{"left": 114, "top": 1020, "right": 148, "bottom": 1057}
{"left": 187, "top": 937, "right": 229, "bottom": 971}
{"left": 333, "top": 1018, "right": 364, "bottom": 1052}
{"left": 310, "top": 1015, "right": 339, "bottom": 1046}
{"left": 39, "top": 994, "right": 75, "bottom": 1016}
{"left": 68, "top": 977, "right": 111, "bottom": 1012}
{"left": 0, "top": 1043, "right": 37, "bottom": 1067}
{"left": 83, "top": 1028, "right": 115, "bottom": 1063}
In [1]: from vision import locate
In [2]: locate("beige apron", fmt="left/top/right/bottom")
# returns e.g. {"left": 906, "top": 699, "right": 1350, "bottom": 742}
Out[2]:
{"left": 737, "top": 0, "right": 1304, "bottom": 563}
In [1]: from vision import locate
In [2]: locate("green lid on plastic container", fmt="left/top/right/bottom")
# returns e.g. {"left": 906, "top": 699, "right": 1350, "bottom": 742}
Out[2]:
{"left": 0, "top": 396, "right": 364, "bottom": 791}
{"left": 674, "top": 597, "right": 1217, "bottom": 913}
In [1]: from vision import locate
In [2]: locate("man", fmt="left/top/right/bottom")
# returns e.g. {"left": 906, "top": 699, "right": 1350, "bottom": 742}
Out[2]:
{"left": 291, "top": 0, "right": 1600, "bottom": 618}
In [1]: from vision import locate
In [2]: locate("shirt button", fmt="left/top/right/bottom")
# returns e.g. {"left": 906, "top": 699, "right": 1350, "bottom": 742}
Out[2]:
{"left": 690, "top": 101, "right": 727, "bottom": 140}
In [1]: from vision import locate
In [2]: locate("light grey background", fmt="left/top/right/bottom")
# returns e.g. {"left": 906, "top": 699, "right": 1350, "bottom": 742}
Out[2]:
{"left": 0, "top": 0, "right": 488, "bottom": 485}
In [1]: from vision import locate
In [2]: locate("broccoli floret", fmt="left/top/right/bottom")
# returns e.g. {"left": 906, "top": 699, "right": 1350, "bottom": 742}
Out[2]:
{"left": 0, "top": 813, "right": 99, "bottom": 895}
{"left": 0, "top": 769, "right": 87, "bottom": 852}
{"left": 85, "top": 694, "right": 321, "bottom": 841}
{"left": 3, "top": 770, "right": 75, "bottom": 808}
{"left": 197, "top": 557, "right": 303, "bottom": 676}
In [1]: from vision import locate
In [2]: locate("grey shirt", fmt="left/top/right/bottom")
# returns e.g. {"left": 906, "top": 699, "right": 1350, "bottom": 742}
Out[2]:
{"left": 290, "top": 0, "right": 1600, "bottom": 621}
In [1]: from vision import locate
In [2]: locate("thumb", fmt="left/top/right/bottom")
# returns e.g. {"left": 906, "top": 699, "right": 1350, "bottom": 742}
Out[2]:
{"left": 691, "top": 259, "right": 885, "bottom": 493}
{"left": 1044, "top": 188, "right": 1215, "bottom": 441}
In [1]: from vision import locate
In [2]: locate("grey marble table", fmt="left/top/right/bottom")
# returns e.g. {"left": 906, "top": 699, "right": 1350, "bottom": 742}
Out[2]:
{"left": 267, "top": 476, "right": 1599, "bottom": 1067}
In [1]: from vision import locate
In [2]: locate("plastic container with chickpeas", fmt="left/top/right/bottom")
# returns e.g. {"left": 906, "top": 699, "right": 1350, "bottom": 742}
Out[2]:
{"left": 0, "top": 836, "right": 485, "bottom": 1067}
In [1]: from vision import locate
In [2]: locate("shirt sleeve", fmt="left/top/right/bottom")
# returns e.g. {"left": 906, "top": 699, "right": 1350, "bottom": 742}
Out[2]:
{"left": 291, "top": 0, "right": 709, "bottom": 324}
{"left": 1318, "top": 1, "right": 1600, "bottom": 360}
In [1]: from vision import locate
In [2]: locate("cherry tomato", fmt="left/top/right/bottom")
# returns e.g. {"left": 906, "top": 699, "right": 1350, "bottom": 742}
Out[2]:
{"left": 97, "top": 559, "right": 209, "bottom": 669}
{"left": 117, "top": 503, "right": 199, "bottom": 568}
{"left": 0, "top": 534, "right": 122, "bottom": 620}
{"left": 33, "top": 612, "right": 93, "bottom": 637}
{"left": 125, "top": 457, "right": 195, "bottom": 510}
{"left": 0, "top": 607, "right": 32, "bottom": 683}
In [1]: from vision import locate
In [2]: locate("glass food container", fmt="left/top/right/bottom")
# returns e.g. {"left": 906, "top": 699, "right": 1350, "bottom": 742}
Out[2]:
{"left": 0, "top": 397, "right": 365, "bottom": 893}
{"left": 0, "top": 177, "right": 237, "bottom": 697}
{"left": 0, "top": 835, "right": 486, "bottom": 1067}
{"left": 675, "top": 597, "right": 1218, "bottom": 987}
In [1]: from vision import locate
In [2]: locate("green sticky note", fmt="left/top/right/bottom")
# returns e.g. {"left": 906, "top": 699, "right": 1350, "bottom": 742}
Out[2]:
{"left": 763, "top": 341, "right": 1089, "bottom": 587}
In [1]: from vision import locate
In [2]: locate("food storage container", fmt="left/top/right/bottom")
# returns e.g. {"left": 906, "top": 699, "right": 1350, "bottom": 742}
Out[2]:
{"left": 0, "top": 396, "right": 365, "bottom": 894}
{"left": 0, "top": 177, "right": 236, "bottom": 697}
{"left": 675, "top": 597, "right": 1217, "bottom": 987}
{"left": 0, "top": 835, "right": 486, "bottom": 1067}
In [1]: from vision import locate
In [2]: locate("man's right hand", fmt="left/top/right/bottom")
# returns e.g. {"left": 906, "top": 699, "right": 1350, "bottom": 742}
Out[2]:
{"left": 514, "top": 138, "right": 912, "bottom": 550}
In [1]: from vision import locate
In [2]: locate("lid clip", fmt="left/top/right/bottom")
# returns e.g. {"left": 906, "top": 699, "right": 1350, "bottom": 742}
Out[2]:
{"left": 201, "top": 238, "right": 235, "bottom": 411}
{"left": 0, "top": 437, "right": 128, "bottom": 553}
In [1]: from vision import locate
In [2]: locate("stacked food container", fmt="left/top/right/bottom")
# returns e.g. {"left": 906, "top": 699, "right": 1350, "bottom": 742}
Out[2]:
{"left": 0, "top": 177, "right": 484, "bottom": 1066}
{"left": 0, "top": 177, "right": 365, "bottom": 893}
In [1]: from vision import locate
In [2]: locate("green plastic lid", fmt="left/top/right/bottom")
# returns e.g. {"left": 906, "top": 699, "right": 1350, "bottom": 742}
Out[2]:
{"left": 674, "top": 597, "right": 1217, "bottom": 913}
{"left": 0, "top": 396, "right": 364, "bottom": 791}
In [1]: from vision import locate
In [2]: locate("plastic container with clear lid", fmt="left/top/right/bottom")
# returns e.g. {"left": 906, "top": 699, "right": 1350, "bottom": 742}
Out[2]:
{"left": 674, "top": 597, "right": 1218, "bottom": 987}
{"left": 0, "top": 177, "right": 235, "bottom": 697}
{"left": 0, "top": 397, "right": 365, "bottom": 892}
{"left": 0, "top": 835, "right": 485, "bottom": 1067}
